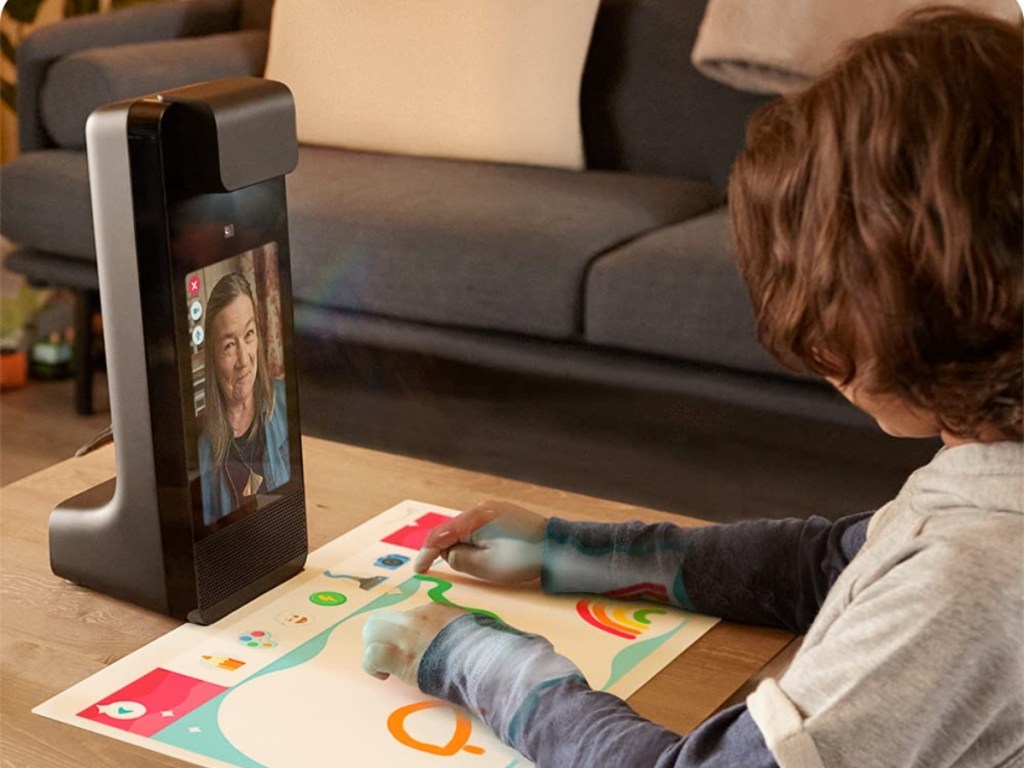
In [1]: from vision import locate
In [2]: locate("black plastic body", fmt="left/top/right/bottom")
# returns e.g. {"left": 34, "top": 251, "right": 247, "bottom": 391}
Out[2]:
{"left": 50, "top": 78, "right": 307, "bottom": 625}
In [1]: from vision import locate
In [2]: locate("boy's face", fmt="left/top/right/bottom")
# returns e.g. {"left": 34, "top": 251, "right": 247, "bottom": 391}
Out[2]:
{"left": 827, "top": 378, "right": 940, "bottom": 439}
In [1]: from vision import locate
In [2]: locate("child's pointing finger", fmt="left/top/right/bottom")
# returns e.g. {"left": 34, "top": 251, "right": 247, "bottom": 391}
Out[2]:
{"left": 413, "top": 504, "right": 505, "bottom": 573}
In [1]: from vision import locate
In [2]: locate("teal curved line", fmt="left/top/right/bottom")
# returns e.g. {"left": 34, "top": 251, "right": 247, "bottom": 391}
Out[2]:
{"left": 633, "top": 608, "right": 666, "bottom": 625}
{"left": 414, "top": 574, "right": 504, "bottom": 623}
{"left": 244, "top": 577, "right": 422, "bottom": 683}
{"left": 600, "top": 618, "right": 689, "bottom": 692}
{"left": 152, "top": 578, "right": 425, "bottom": 766}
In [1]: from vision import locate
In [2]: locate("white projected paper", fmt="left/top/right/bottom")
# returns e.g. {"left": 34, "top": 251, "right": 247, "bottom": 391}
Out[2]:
{"left": 34, "top": 501, "right": 719, "bottom": 768}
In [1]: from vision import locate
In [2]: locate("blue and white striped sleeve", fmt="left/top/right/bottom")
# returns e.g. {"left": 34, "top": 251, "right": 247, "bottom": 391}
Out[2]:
{"left": 542, "top": 512, "right": 872, "bottom": 634}
{"left": 416, "top": 512, "right": 874, "bottom": 766}
{"left": 418, "top": 613, "right": 779, "bottom": 768}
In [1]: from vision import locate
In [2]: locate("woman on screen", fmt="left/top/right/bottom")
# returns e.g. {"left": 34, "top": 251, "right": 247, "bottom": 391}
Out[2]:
{"left": 198, "top": 271, "right": 290, "bottom": 526}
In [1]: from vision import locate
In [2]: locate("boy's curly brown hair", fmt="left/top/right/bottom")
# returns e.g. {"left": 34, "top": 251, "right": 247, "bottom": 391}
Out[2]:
{"left": 728, "top": 7, "right": 1022, "bottom": 440}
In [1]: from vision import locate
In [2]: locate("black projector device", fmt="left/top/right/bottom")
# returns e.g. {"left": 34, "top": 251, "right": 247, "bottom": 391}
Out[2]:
{"left": 49, "top": 77, "right": 308, "bottom": 624}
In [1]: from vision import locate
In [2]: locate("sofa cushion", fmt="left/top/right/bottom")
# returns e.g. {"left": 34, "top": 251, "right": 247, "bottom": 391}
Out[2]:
{"left": 580, "top": 0, "right": 772, "bottom": 193}
{"left": 288, "top": 146, "right": 718, "bottom": 339}
{"left": 0, "top": 150, "right": 94, "bottom": 259}
{"left": 16, "top": 0, "right": 242, "bottom": 153}
{"left": 584, "top": 207, "right": 792, "bottom": 376}
{"left": 265, "top": 0, "right": 599, "bottom": 170}
{"left": 40, "top": 30, "right": 268, "bottom": 150}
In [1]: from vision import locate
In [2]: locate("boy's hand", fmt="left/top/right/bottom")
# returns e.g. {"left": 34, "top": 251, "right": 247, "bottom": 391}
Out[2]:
{"left": 413, "top": 501, "right": 547, "bottom": 582}
{"left": 361, "top": 603, "right": 467, "bottom": 686}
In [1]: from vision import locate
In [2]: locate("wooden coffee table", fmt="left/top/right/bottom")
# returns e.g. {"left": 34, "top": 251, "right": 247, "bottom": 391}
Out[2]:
{"left": 0, "top": 436, "right": 794, "bottom": 767}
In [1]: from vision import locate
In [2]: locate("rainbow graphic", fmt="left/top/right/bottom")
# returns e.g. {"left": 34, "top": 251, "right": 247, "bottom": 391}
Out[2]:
{"left": 576, "top": 599, "right": 667, "bottom": 640}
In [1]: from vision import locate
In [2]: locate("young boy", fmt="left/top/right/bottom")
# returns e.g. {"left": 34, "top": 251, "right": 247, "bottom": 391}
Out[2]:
{"left": 361, "top": 9, "right": 1023, "bottom": 767}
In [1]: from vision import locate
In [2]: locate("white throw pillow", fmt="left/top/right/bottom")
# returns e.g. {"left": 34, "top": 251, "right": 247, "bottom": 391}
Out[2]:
{"left": 264, "top": 0, "right": 600, "bottom": 170}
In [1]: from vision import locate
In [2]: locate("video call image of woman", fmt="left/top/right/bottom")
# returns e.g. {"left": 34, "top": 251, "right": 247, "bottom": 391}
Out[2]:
{"left": 197, "top": 271, "right": 290, "bottom": 526}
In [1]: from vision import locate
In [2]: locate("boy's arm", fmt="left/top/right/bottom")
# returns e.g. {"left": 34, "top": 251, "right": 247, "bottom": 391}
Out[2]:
{"left": 543, "top": 511, "right": 872, "bottom": 634}
{"left": 419, "top": 614, "right": 779, "bottom": 768}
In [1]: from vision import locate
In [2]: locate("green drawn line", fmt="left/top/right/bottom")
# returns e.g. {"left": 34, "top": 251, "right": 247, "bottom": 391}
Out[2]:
{"left": 414, "top": 574, "right": 504, "bottom": 623}
{"left": 634, "top": 608, "right": 666, "bottom": 625}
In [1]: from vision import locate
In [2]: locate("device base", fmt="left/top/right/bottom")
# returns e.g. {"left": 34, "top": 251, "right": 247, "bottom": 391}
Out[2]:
{"left": 50, "top": 478, "right": 170, "bottom": 615}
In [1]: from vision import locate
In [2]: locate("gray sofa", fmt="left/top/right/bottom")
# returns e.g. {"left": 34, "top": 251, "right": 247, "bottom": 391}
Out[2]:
{"left": 0, "top": 0, "right": 868, "bottom": 426}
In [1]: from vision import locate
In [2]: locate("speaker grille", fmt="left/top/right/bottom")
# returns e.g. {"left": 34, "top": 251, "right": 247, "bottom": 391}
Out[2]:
{"left": 195, "top": 490, "right": 307, "bottom": 611}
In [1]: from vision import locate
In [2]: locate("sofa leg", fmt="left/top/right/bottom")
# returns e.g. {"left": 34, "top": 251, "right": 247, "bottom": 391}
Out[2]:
{"left": 73, "top": 289, "right": 99, "bottom": 416}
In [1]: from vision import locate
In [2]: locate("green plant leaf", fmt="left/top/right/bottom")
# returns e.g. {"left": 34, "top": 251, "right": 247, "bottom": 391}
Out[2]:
{"left": 2, "top": 0, "right": 47, "bottom": 24}
{"left": 1, "top": 79, "right": 16, "bottom": 111}
{"left": 1, "top": 31, "right": 16, "bottom": 65}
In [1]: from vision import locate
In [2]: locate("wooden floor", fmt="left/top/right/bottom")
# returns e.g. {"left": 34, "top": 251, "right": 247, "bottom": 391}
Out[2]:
{"left": 0, "top": 249, "right": 113, "bottom": 487}
{"left": 0, "top": 374, "right": 111, "bottom": 487}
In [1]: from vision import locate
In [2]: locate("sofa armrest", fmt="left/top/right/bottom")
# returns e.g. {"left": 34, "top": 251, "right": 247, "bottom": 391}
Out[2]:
{"left": 17, "top": 0, "right": 241, "bottom": 152}
{"left": 41, "top": 30, "right": 269, "bottom": 150}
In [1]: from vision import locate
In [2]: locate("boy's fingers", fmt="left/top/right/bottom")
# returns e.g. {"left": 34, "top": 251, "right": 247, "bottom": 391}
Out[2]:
{"left": 412, "top": 546, "right": 441, "bottom": 573}
{"left": 422, "top": 509, "right": 489, "bottom": 548}
{"left": 443, "top": 543, "right": 493, "bottom": 577}
{"left": 362, "top": 611, "right": 411, "bottom": 645}
{"left": 421, "top": 526, "right": 459, "bottom": 551}
{"left": 361, "top": 642, "right": 393, "bottom": 680}
{"left": 418, "top": 504, "right": 503, "bottom": 565}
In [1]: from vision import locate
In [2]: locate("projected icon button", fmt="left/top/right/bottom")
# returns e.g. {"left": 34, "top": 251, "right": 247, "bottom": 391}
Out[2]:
{"left": 375, "top": 554, "right": 409, "bottom": 570}
{"left": 97, "top": 701, "right": 146, "bottom": 720}
{"left": 309, "top": 591, "right": 347, "bottom": 607}
{"left": 189, "top": 300, "right": 203, "bottom": 321}
{"left": 191, "top": 325, "right": 205, "bottom": 347}
{"left": 276, "top": 611, "right": 312, "bottom": 626}
{"left": 188, "top": 276, "right": 201, "bottom": 296}
{"left": 237, "top": 630, "right": 277, "bottom": 649}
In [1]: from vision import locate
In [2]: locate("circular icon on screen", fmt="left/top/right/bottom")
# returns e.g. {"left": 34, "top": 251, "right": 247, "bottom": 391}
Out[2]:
{"left": 187, "top": 276, "right": 201, "bottom": 296}
{"left": 276, "top": 611, "right": 313, "bottom": 627}
{"left": 189, "top": 300, "right": 203, "bottom": 321}
{"left": 237, "top": 629, "right": 277, "bottom": 649}
{"left": 375, "top": 554, "right": 410, "bottom": 570}
{"left": 191, "top": 325, "right": 205, "bottom": 347}
{"left": 309, "top": 591, "right": 347, "bottom": 607}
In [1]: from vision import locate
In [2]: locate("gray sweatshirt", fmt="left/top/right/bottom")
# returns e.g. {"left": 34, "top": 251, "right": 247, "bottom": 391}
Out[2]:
{"left": 418, "top": 441, "right": 1023, "bottom": 767}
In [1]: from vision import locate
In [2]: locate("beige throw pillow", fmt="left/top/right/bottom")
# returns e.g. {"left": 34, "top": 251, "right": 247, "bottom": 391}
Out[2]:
{"left": 265, "top": 0, "right": 601, "bottom": 169}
